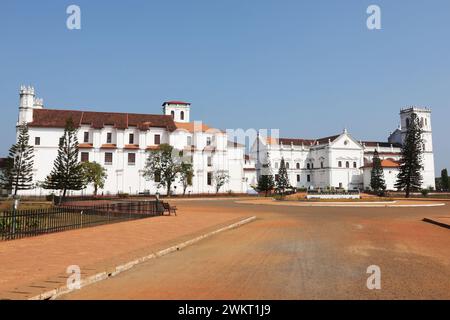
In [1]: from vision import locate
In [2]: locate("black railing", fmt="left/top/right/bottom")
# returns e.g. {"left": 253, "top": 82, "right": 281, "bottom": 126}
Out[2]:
{"left": 0, "top": 201, "right": 164, "bottom": 241}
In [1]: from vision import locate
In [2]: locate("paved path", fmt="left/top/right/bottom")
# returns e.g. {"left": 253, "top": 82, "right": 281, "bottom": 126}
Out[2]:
{"left": 0, "top": 202, "right": 249, "bottom": 299}
{"left": 63, "top": 201, "right": 450, "bottom": 300}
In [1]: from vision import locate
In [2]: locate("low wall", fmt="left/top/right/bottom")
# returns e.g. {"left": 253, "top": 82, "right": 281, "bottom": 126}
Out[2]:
{"left": 306, "top": 194, "right": 361, "bottom": 200}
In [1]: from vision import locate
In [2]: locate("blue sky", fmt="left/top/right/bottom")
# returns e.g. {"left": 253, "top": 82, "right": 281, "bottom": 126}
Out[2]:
{"left": 0, "top": 0, "right": 449, "bottom": 174}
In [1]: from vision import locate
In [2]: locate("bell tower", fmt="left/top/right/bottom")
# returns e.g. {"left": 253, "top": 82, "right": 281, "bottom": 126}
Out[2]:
{"left": 162, "top": 101, "right": 190, "bottom": 123}
{"left": 18, "top": 85, "right": 44, "bottom": 125}
{"left": 18, "top": 85, "right": 35, "bottom": 124}
{"left": 400, "top": 106, "right": 435, "bottom": 189}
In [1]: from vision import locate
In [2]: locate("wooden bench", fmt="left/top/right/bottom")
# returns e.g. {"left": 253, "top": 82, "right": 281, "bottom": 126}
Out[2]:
{"left": 162, "top": 202, "right": 177, "bottom": 216}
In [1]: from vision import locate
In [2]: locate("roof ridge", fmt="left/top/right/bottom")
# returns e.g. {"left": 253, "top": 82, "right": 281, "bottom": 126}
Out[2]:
{"left": 36, "top": 107, "right": 173, "bottom": 118}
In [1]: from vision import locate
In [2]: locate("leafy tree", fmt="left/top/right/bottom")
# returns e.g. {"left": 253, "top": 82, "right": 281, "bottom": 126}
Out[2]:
{"left": 179, "top": 162, "right": 194, "bottom": 195}
{"left": 144, "top": 144, "right": 182, "bottom": 197}
{"left": 370, "top": 150, "right": 386, "bottom": 194}
{"left": 257, "top": 152, "right": 275, "bottom": 196}
{"left": 81, "top": 161, "right": 108, "bottom": 196}
{"left": 43, "top": 118, "right": 86, "bottom": 200}
{"left": 395, "top": 113, "right": 424, "bottom": 197}
{"left": 276, "top": 157, "right": 290, "bottom": 196}
{"left": 441, "top": 168, "right": 449, "bottom": 192}
{"left": 213, "top": 170, "right": 230, "bottom": 194}
{"left": 0, "top": 123, "right": 34, "bottom": 196}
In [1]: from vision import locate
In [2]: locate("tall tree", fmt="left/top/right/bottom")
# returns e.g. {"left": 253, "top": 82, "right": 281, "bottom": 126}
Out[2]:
{"left": 276, "top": 157, "right": 290, "bottom": 196}
{"left": 81, "top": 161, "right": 108, "bottom": 196}
{"left": 257, "top": 152, "right": 275, "bottom": 196}
{"left": 144, "top": 144, "right": 182, "bottom": 197}
{"left": 395, "top": 113, "right": 424, "bottom": 197}
{"left": 0, "top": 123, "right": 34, "bottom": 196}
{"left": 179, "top": 162, "right": 194, "bottom": 195}
{"left": 213, "top": 170, "right": 230, "bottom": 194}
{"left": 370, "top": 150, "right": 386, "bottom": 194}
{"left": 441, "top": 168, "right": 449, "bottom": 192}
{"left": 43, "top": 118, "right": 86, "bottom": 200}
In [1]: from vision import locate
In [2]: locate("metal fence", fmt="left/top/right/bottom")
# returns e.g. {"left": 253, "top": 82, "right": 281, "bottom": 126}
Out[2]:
{"left": 0, "top": 201, "right": 164, "bottom": 241}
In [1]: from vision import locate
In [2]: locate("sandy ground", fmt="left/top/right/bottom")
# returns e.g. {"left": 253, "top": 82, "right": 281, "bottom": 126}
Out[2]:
{"left": 0, "top": 203, "right": 249, "bottom": 299}
{"left": 236, "top": 198, "right": 445, "bottom": 207}
{"left": 62, "top": 200, "right": 450, "bottom": 300}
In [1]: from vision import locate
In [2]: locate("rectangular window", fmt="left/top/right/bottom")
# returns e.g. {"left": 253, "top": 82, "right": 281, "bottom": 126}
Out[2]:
{"left": 35, "top": 137, "right": 40, "bottom": 146}
{"left": 105, "top": 152, "right": 113, "bottom": 165}
{"left": 187, "top": 136, "right": 192, "bottom": 146}
{"left": 84, "top": 132, "right": 89, "bottom": 143}
{"left": 275, "top": 174, "right": 279, "bottom": 181}
{"left": 206, "top": 137, "right": 211, "bottom": 146}
{"left": 154, "top": 172, "right": 161, "bottom": 183}
{"left": 59, "top": 137, "right": 64, "bottom": 146}
{"left": 307, "top": 175, "right": 311, "bottom": 182}
{"left": 107, "top": 132, "right": 112, "bottom": 144}
{"left": 297, "top": 174, "right": 300, "bottom": 182}
{"left": 207, "top": 172, "right": 213, "bottom": 186}
{"left": 338, "top": 161, "right": 342, "bottom": 168}
{"left": 207, "top": 156, "right": 212, "bottom": 167}
{"left": 154, "top": 134, "right": 161, "bottom": 145}
{"left": 129, "top": 133, "right": 134, "bottom": 145}
{"left": 353, "top": 162, "right": 357, "bottom": 168}
{"left": 81, "top": 152, "right": 89, "bottom": 162}
{"left": 128, "top": 153, "right": 136, "bottom": 165}
{"left": 321, "top": 162, "right": 324, "bottom": 169}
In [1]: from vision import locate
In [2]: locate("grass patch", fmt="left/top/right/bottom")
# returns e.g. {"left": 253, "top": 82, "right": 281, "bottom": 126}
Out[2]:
{"left": 0, "top": 200, "right": 53, "bottom": 211}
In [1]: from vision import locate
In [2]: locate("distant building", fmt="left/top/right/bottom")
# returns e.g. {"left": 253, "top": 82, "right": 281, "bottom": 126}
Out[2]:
{"left": 252, "top": 107, "right": 435, "bottom": 191}
{"left": 15, "top": 86, "right": 256, "bottom": 196}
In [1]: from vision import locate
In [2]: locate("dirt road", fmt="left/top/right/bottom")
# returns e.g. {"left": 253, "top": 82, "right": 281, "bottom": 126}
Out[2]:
{"left": 63, "top": 200, "right": 450, "bottom": 299}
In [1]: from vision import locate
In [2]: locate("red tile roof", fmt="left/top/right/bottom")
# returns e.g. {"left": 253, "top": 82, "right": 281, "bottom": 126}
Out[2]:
{"left": 362, "top": 159, "right": 400, "bottom": 169}
{"left": 78, "top": 143, "right": 93, "bottom": 149}
{"left": 363, "top": 141, "right": 402, "bottom": 148}
{"left": 124, "top": 144, "right": 140, "bottom": 150}
{"left": 268, "top": 135, "right": 340, "bottom": 146}
{"left": 28, "top": 109, "right": 177, "bottom": 131}
{"left": 100, "top": 144, "right": 117, "bottom": 149}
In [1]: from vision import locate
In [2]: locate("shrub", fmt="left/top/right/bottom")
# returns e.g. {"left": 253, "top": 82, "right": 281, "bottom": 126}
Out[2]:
{"left": 421, "top": 189, "right": 429, "bottom": 197}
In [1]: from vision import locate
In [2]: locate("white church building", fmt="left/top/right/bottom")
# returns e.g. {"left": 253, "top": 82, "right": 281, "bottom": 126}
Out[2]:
{"left": 16, "top": 86, "right": 257, "bottom": 196}
{"left": 12, "top": 86, "right": 436, "bottom": 196}
{"left": 251, "top": 107, "right": 436, "bottom": 191}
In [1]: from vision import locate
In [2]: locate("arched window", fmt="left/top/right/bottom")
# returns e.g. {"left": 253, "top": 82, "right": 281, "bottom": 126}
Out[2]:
{"left": 406, "top": 118, "right": 410, "bottom": 128}
{"left": 425, "top": 118, "right": 428, "bottom": 126}
{"left": 275, "top": 162, "right": 279, "bottom": 169}
{"left": 353, "top": 162, "right": 357, "bottom": 168}
{"left": 321, "top": 162, "right": 324, "bottom": 169}
{"left": 286, "top": 162, "right": 290, "bottom": 169}
{"left": 296, "top": 162, "right": 300, "bottom": 169}
{"left": 307, "top": 163, "right": 310, "bottom": 170}
{"left": 338, "top": 161, "right": 342, "bottom": 168}
{"left": 171, "top": 110, "right": 175, "bottom": 119}
{"left": 346, "top": 161, "right": 350, "bottom": 168}
{"left": 180, "top": 111, "right": 185, "bottom": 120}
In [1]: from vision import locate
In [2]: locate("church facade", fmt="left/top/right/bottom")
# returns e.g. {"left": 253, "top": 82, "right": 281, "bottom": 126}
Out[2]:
{"left": 13, "top": 86, "right": 436, "bottom": 196}
{"left": 16, "top": 86, "right": 257, "bottom": 196}
{"left": 251, "top": 107, "right": 436, "bottom": 191}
